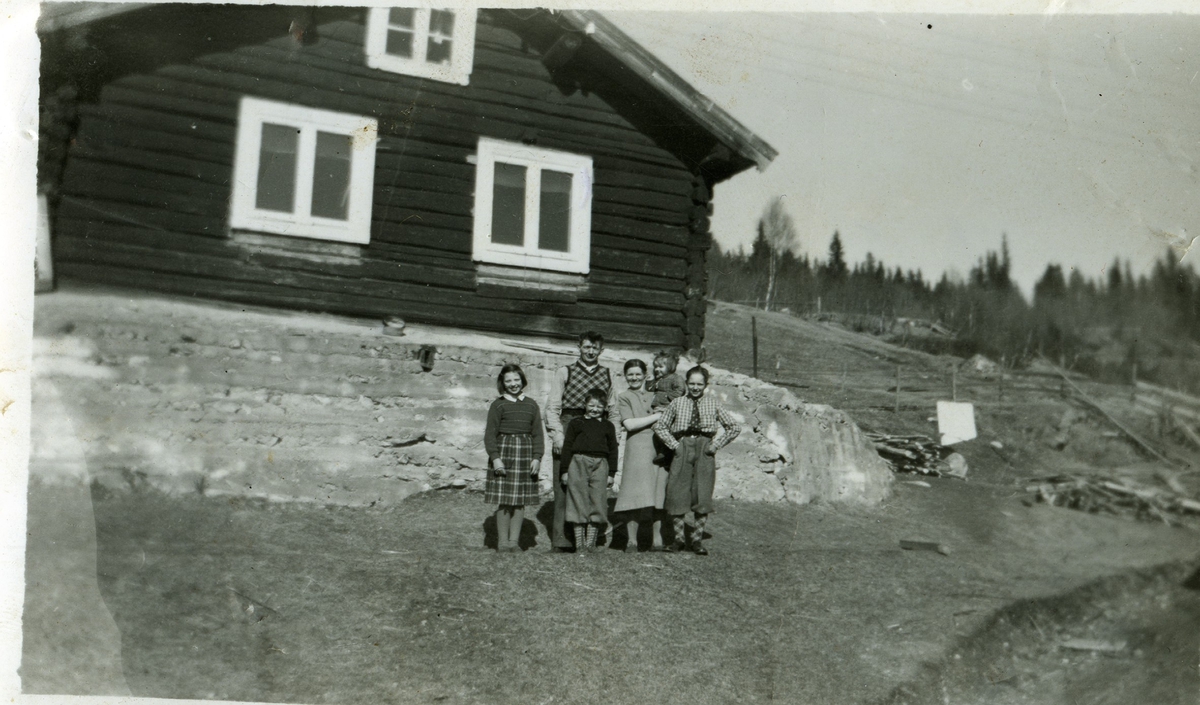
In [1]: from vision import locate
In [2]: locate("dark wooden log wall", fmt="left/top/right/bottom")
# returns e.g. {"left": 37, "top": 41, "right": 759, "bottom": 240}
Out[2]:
{"left": 54, "top": 11, "right": 712, "bottom": 349}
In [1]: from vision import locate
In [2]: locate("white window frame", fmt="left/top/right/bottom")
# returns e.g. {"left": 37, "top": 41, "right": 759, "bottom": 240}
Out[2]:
{"left": 472, "top": 137, "right": 593, "bottom": 275}
{"left": 230, "top": 97, "right": 377, "bottom": 245}
{"left": 364, "top": 7, "right": 476, "bottom": 86}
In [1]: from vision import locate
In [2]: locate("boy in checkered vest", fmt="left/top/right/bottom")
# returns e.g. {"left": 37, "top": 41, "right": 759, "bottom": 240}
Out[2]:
{"left": 545, "top": 331, "right": 619, "bottom": 552}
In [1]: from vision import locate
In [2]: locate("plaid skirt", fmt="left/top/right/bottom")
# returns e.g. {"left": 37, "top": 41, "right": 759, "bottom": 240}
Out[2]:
{"left": 484, "top": 433, "right": 540, "bottom": 506}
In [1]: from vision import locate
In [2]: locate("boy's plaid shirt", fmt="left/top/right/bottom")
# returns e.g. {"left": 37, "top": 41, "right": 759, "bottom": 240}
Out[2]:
{"left": 652, "top": 392, "right": 740, "bottom": 451}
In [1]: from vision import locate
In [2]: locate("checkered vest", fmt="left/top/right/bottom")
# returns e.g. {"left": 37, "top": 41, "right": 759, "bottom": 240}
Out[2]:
{"left": 562, "top": 362, "right": 612, "bottom": 410}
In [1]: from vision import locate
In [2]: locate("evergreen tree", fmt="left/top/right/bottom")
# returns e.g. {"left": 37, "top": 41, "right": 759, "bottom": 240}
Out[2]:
{"left": 826, "top": 231, "right": 848, "bottom": 280}
{"left": 1034, "top": 264, "right": 1067, "bottom": 303}
{"left": 1107, "top": 257, "right": 1123, "bottom": 293}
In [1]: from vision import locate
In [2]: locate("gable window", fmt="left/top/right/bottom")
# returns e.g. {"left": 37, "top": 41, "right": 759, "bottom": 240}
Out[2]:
{"left": 230, "top": 97, "right": 377, "bottom": 245}
{"left": 472, "top": 137, "right": 593, "bottom": 275}
{"left": 364, "top": 7, "right": 476, "bottom": 85}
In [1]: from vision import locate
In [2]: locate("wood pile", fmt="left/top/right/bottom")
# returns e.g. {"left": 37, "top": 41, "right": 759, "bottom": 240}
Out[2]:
{"left": 1026, "top": 474, "right": 1200, "bottom": 525}
{"left": 866, "top": 433, "right": 951, "bottom": 476}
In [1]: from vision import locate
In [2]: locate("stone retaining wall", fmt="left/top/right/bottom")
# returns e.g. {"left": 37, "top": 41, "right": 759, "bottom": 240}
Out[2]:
{"left": 31, "top": 289, "right": 892, "bottom": 507}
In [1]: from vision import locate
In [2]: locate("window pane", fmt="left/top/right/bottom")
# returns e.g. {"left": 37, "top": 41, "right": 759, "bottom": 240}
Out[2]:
{"left": 311, "top": 131, "right": 352, "bottom": 221}
{"left": 388, "top": 8, "right": 414, "bottom": 28}
{"left": 491, "top": 162, "right": 526, "bottom": 246}
{"left": 386, "top": 29, "right": 414, "bottom": 58}
{"left": 426, "top": 10, "right": 454, "bottom": 64}
{"left": 538, "top": 169, "right": 572, "bottom": 253}
{"left": 429, "top": 9, "right": 454, "bottom": 35}
{"left": 426, "top": 35, "right": 452, "bottom": 64}
{"left": 256, "top": 123, "right": 298, "bottom": 213}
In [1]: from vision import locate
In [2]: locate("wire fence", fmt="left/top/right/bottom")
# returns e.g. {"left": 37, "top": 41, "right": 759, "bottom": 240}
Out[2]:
{"left": 726, "top": 310, "right": 1098, "bottom": 414}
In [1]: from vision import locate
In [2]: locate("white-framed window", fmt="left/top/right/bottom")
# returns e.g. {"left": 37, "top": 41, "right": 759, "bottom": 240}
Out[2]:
{"left": 364, "top": 7, "right": 476, "bottom": 85}
{"left": 229, "top": 97, "right": 378, "bottom": 245}
{"left": 472, "top": 137, "right": 593, "bottom": 275}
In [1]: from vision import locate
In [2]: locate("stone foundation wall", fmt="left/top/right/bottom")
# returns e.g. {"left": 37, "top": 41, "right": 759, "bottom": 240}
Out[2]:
{"left": 31, "top": 290, "right": 892, "bottom": 507}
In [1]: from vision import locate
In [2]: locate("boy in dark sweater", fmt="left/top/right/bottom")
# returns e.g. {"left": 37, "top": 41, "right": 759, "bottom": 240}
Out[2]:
{"left": 560, "top": 388, "right": 620, "bottom": 553}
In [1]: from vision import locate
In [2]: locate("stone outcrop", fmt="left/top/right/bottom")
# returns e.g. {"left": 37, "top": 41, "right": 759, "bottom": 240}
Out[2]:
{"left": 30, "top": 290, "right": 891, "bottom": 507}
{"left": 705, "top": 374, "right": 892, "bottom": 506}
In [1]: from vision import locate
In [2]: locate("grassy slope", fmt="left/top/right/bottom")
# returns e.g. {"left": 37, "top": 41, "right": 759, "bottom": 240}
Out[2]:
{"left": 704, "top": 301, "right": 1195, "bottom": 485}
{"left": 884, "top": 564, "right": 1200, "bottom": 705}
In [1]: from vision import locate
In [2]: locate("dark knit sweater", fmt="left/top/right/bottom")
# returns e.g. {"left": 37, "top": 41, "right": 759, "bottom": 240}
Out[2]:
{"left": 483, "top": 396, "right": 545, "bottom": 462}
{"left": 560, "top": 416, "right": 619, "bottom": 476}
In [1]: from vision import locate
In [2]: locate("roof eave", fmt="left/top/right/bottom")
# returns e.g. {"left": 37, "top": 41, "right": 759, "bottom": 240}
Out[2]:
{"left": 556, "top": 9, "right": 778, "bottom": 177}
{"left": 37, "top": 1, "right": 149, "bottom": 34}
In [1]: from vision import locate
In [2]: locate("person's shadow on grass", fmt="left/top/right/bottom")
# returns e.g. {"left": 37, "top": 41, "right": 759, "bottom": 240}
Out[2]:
{"left": 482, "top": 514, "right": 499, "bottom": 550}
{"left": 481, "top": 512, "right": 542, "bottom": 551}
{"left": 534, "top": 499, "right": 562, "bottom": 550}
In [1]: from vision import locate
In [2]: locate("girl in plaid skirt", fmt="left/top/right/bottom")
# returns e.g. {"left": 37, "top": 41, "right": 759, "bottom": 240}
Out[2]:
{"left": 484, "top": 364, "right": 545, "bottom": 553}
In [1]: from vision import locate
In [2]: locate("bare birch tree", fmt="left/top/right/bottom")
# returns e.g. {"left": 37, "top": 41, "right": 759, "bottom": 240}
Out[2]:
{"left": 761, "top": 197, "right": 798, "bottom": 311}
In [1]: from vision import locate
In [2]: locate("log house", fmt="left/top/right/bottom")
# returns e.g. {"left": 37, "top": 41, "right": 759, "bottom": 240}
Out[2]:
{"left": 38, "top": 4, "right": 777, "bottom": 349}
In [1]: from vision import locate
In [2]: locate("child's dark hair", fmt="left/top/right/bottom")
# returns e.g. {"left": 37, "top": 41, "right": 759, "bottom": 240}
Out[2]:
{"left": 578, "top": 331, "right": 605, "bottom": 347}
{"left": 652, "top": 351, "right": 679, "bottom": 375}
{"left": 623, "top": 358, "right": 647, "bottom": 374}
{"left": 496, "top": 364, "right": 528, "bottom": 394}
{"left": 685, "top": 365, "right": 710, "bottom": 384}
{"left": 584, "top": 387, "right": 608, "bottom": 408}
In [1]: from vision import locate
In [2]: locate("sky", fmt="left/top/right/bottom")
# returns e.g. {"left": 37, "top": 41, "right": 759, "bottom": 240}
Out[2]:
{"left": 606, "top": 11, "right": 1199, "bottom": 296}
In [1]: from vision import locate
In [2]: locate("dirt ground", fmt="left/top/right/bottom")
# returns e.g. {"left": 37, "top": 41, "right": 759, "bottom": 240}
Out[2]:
{"left": 21, "top": 292, "right": 1200, "bottom": 703}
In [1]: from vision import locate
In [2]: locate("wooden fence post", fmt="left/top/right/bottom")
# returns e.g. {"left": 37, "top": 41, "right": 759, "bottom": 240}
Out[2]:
{"left": 998, "top": 356, "right": 1005, "bottom": 401}
{"left": 751, "top": 316, "right": 759, "bottom": 380}
{"left": 951, "top": 364, "right": 958, "bottom": 402}
{"left": 894, "top": 365, "right": 901, "bottom": 413}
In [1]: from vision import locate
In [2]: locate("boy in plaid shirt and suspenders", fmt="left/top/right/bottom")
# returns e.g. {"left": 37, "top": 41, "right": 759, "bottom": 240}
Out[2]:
{"left": 653, "top": 366, "right": 740, "bottom": 555}
{"left": 545, "top": 331, "right": 619, "bottom": 552}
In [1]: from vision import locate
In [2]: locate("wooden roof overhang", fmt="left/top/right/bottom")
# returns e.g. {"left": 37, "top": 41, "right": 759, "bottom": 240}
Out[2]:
{"left": 496, "top": 8, "right": 777, "bottom": 185}
{"left": 557, "top": 10, "right": 777, "bottom": 179}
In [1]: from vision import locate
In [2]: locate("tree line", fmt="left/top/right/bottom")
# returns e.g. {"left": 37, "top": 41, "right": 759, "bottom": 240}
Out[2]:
{"left": 708, "top": 198, "right": 1200, "bottom": 392}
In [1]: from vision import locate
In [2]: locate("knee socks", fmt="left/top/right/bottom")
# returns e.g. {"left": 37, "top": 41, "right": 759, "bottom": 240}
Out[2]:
{"left": 672, "top": 516, "right": 686, "bottom": 545}
{"left": 694, "top": 513, "right": 707, "bottom": 544}
{"left": 585, "top": 524, "right": 598, "bottom": 549}
{"left": 574, "top": 525, "right": 585, "bottom": 551}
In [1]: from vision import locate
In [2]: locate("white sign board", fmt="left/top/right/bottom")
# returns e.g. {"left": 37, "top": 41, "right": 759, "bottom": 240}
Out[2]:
{"left": 937, "top": 401, "right": 977, "bottom": 446}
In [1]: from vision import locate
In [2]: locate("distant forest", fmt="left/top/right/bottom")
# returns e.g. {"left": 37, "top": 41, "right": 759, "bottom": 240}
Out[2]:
{"left": 707, "top": 203, "right": 1200, "bottom": 393}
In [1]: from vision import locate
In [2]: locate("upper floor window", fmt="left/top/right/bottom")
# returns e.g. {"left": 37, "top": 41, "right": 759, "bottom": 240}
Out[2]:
{"left": 472, "top": 138, "right": 593, "bottom": 275}
{"left": 230, "top": 97, "right": 378, "bottom": 245}
{"left": 364, "top": 8, "right": 476, "bottom": 85}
